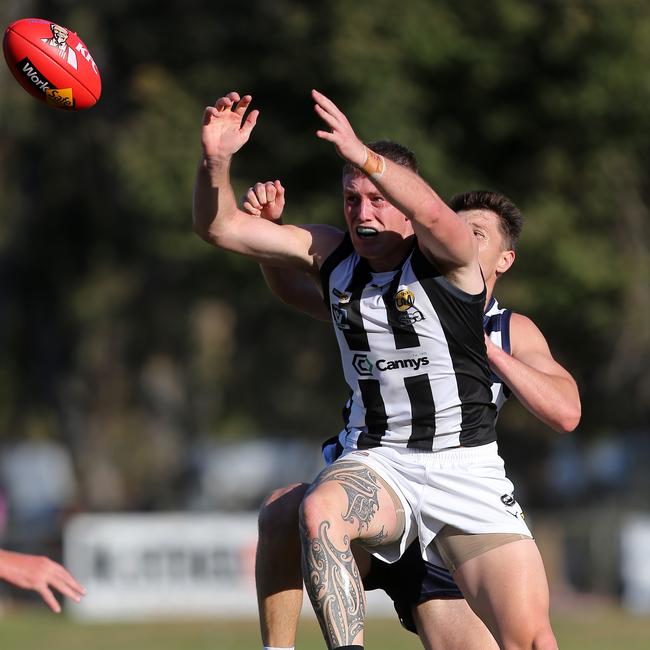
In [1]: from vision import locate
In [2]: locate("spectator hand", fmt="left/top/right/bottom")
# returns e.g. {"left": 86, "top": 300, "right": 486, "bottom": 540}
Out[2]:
{"left": 0, "top": 549, "right": 85, "bottom": 613}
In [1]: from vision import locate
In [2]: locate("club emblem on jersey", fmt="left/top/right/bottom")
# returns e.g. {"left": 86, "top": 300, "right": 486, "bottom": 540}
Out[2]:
{"left": 352, "top": 353, "right": 374, "bottom": 377}
{"left": 41, "top": 23, "right": 78, "bottom": 70}
{"left": 394, "top": 289, "right": 415, "bottom": 311}
{"left": 393, "top": 288, "right": 425, "bottom": 325}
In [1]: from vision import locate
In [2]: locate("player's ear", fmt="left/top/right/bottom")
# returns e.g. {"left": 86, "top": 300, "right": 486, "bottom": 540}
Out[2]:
{"left": 496, "top": 249, "right": 515, "bottom": 276}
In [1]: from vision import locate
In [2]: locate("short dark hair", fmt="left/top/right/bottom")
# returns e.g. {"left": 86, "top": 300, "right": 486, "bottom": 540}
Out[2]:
{"left": 449, "top": 190, "right": 523, "bottom": 250}
{"left": 342, "top": 140, "right": 419, "bottom": 178}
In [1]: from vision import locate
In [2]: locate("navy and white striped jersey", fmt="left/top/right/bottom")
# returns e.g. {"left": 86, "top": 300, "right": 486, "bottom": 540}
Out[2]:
{"left": 320, "top": 234, "right": 497, "bottom": 452}
{"left": 483, "top": 296, "right": 513, "bottom": 411}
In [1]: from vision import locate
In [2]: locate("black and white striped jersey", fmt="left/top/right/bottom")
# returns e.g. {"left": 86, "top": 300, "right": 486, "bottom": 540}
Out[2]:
{"left": 320, "top": 234, "right": 497, "bottom": 452}
{"left": 323, "top": 295, "right": 514, "bottom": 464}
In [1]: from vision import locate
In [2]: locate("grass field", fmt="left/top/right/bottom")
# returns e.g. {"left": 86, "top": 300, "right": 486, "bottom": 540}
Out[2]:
{"left": 0, "top": 606, "right": 649, "bottom": 650}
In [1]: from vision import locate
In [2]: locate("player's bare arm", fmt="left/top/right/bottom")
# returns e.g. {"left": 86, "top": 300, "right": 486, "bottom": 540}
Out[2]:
{"left": 261, "top": 269, "right": 331, "bottom": 322}
{"left": 311, "top": 89, "right": 482, "bottom": 293}
{"left": 486, "top": 312, "right": 581, "bottom": 432}
{"left": 193, "top": 91, "right": 341, "bottom": 272}
{"left": 242, "top": 180, "right": 332, "bottom": 321}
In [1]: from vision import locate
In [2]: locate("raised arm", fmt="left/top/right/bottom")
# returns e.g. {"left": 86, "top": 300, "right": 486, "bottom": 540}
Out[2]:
{"left": 311, "top": 90, "right": 482, "bottom": 292}
{"left": 242, "top": 180, "right": 331, "bottom": 321}
{"left": 193, "top": 91, "right": 336, "bottom": 272}
{"left": 193, "top": 92, "right": 258, "bottom": 244}
{"left": 486, "top": 313, "right": 581, "bottom": 433}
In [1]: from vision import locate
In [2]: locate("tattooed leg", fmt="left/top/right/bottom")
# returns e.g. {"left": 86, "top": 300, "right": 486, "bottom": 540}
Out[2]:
{"left": 299, "top": 461, "right": 407, "bottom": 647}
{"left": 300, "top": 519, "right": 366, "bottom": 649}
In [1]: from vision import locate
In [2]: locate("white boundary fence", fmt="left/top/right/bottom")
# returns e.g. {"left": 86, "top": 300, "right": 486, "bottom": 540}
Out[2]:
{"left": 621, "top": 514, "right": 650, "bottom": 614}
{"left": 63, "top": 512, "right": 394, "bottom": 621}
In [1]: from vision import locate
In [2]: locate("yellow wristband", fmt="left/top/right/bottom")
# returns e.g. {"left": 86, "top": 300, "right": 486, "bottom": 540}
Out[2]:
{"left": 360, "top": 146, "right": 386, "bottom": 180}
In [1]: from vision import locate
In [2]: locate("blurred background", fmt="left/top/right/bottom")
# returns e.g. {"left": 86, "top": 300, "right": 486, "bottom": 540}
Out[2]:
{"left": 0, "top": 0, "right": 649, "bottom": 647}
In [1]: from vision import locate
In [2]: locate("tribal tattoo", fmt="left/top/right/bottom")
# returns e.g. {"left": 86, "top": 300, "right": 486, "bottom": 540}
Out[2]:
{"left": 301, "top": 519, "right": 366, "bottom": 648}
{"left": 314, "top": 462, "right": 384, "bottom": 535}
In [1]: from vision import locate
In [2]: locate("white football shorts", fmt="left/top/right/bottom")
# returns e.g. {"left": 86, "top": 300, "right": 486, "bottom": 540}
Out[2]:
{"left": 341, "top": 442, "right": 532, "bottom": 565}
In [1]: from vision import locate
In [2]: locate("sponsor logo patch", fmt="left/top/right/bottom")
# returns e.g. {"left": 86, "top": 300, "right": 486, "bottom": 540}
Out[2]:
{"left": 376, "top": 356, "right": 429, "bottom": 372}
{"left": 75, "top": 41, "right": 99, "bottom": 75}
{"left": 501, "top": 493, "right": 525, "bottom": 519}
{"left": 352, "top": 353, "right": 374, "bottom": 377}
{"left": 17, "top": 57, "right": 54, "bottom": 93}
{"left": 45, "top": 87, "right": 75, "bottom": 108}
{"left": 352, "top": 353, "right": 430, "bottom": 375}
{"left": 41, "top": 23, "right": 78, "bottom": 70}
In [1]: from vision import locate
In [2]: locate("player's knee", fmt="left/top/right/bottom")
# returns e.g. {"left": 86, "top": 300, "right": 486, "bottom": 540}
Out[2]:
{"left": 258, "top": 482, "right": 308, "bottom": 545}
{"left": 298, "top": 489, "right": 322, "bottom": 539}
{"left": 298, "top": 484, "right": 343, "bottom": 540}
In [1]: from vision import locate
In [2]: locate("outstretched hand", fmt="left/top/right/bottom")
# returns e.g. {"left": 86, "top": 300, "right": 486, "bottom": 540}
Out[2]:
{"left": 312, "top": 89, "right": 366, "bottom": 166}
{"left": 0, "top": 550, "right": 85, "bottom": 613}
{"left": 242, "top": 180, "right": 286, "bottom": 222}
{"left": 201, "top": 91, "right": 259, "bottom": 161}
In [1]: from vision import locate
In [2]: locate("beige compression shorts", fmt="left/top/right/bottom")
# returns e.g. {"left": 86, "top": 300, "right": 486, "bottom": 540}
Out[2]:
{"left": 435, "top": 525, "right": 531, "bottom": 573}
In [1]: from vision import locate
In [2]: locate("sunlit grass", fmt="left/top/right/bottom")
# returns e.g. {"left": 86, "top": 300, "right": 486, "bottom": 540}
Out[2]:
{"left": 0, "top": 604, "right": 648, "bottom": 650}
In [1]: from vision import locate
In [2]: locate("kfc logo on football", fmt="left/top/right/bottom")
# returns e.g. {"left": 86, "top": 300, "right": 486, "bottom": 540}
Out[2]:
{"left": 41, "top": 23, "right": 78, "bottom": 69}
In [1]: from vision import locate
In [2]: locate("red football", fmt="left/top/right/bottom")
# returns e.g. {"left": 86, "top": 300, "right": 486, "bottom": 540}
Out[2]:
{"left": 2, "top": 17, "right": 101, "bottom": 110}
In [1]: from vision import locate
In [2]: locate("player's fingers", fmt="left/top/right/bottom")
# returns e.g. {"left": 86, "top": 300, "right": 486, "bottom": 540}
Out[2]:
{"left": 56, "top": 568, "right": 86, "bottom": 597}
{"left": 220, "top": 91, "right": 241, "bottom": 110}
{"left": 246, "top": 183, "right": 261, "bottom": 200}
{"left": 253, "top": 181, "right": 269, "bottom": 204}
{"left": 245, "top": 188, "right": 262, "bottom": 210}
{"left": 274, "top": 181, "right": 286, "bottom": 208}
{"left": 264, "top": 181, "right": 278, "bottom": 203}
{"left": 215, "top": 96, "right": 233, "bottom": 111}
{"left": 242, "top": 201, "right": 261, "bottom": 216}
{"left": 313, "top": 103, "right": 340, "bottom": 131}
{"left": 241, "top": 109, "right": 259, "bottom": 137}
{"left": 316, "top": 129, "right": 337, "bottom": 142}
{"left": 312, "top": 89, "right": 345, "bottom": 120}
{"left": 244, "top": 186, "right": 262, "bottom": 207}
{"left": 233, "top": 94, "right": 252, "bottom": 116}
{"left": 271, "top": 180, "right": 285, "bottom": 200}
{"left": 202, "top": 106, "right": 219, "bottom": 124}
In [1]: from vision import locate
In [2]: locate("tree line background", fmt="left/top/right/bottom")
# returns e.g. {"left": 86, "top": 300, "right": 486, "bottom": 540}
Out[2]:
{"left": 0, "top": 0, "right": 648, "bottom": 514}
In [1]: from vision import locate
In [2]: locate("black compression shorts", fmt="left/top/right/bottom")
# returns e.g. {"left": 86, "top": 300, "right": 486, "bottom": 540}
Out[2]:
{"left": 362, "top": 540, "right": 463, "bottom": 634}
